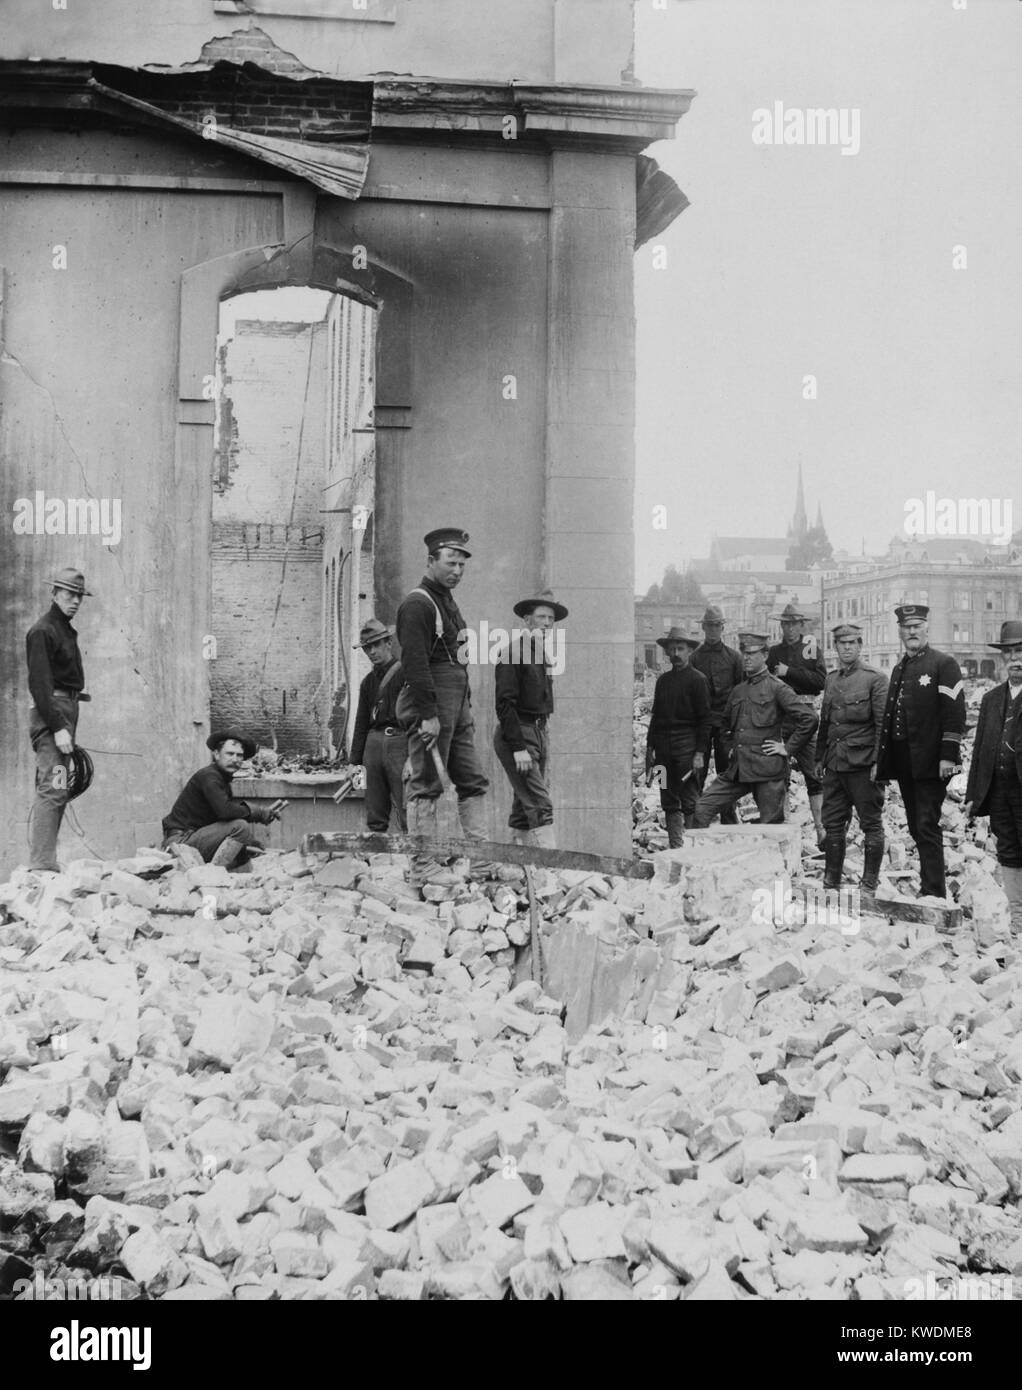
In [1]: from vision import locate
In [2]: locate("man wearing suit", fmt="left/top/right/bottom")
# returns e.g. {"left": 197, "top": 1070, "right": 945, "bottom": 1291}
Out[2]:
{"left": 964, "top": 620, "right": 1022, "bottom": 934}
{"left": 690, "top": 605, "right": 744, "bottom": 824}
{"left": 646, "top": 625, "right": 710, "bottom": 846}
{"left": 876, "top": 604, "right": 966, "bottom": 900}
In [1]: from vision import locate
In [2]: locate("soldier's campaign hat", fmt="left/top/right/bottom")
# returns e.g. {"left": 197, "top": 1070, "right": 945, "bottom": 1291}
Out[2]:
{"left": 778, "top": 602, "right": 807, "bottom": 621}
{"left": 738, "top": 631, "right": 770, "bottom": 650}
{"left": 832, "top": 623, "right": 863, "bottom": 640}
{"left": 895, "top": 604, "right": 929, "bottom": 623}
{"left": 989, "top": 620, "right": 1022, "bottom": 650}
{"left": 207, "top": 729, "right": 257, "bottom": 760}
{"left": 48, "top": 568, "right": 92, "bottom": 596}
{"left": 657, "top": 625, "right": 700, "bottom": 650}
{"left": 354, "top": 618, "right": 395, "bottom": 649}
{"left": 424, "top": 527, "right": 472, "bottom": 557}
{"left": 701, "top": 605, "right": 725, "bottom": 624}
{"left": 513, "top": 588, "right": 569, "bottom": 622}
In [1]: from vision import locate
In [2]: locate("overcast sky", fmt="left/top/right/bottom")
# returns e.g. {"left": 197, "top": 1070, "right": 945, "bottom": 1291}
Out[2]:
{"left": 632, "top": 0, "right": 1022, "bottom": 590}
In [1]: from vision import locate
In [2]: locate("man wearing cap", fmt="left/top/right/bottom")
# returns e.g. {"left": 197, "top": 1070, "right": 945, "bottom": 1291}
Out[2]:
{"left": 965, "top": 620, "right": 1022, "bottom": 934}
{"left": 767, "top": 602, "right": 828, "bottom": 846}
{"left": 25, "top": 568, "right": 93, "bottom": 871}
{"left": 395, "top": 528, "right": 489, "bottom": 888}
{"left": 646, "top": 626, "right": 710, "bottom": 847}
{"left": 815, "top": 624, "right": 889, "bottom": 902}
{"left": 692, "top": 632, "right": 816, "bottom": 827}
{"left": 876, "top": 605, "right": 966, "bottom": 900}
{"left": 349, "top": 618, "right": 407, "bottom": 834}
{"left": 493, "top": 590, "right": 567, "bottom": 849}
{"left": 690, "top": 606, "right": 744, "bottom": 825}
{"left": 161, "top": 731, "right": 285, "bottom": 868}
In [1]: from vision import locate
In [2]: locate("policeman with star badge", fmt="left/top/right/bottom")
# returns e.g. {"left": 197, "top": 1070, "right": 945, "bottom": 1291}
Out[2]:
{"left": 876, "top": 604, "right": 966, "bottom": 900}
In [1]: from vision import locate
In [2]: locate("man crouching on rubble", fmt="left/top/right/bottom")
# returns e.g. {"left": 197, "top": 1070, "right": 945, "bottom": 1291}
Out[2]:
{"left": 161, "top": 730, "right": 285, "bottom": 869}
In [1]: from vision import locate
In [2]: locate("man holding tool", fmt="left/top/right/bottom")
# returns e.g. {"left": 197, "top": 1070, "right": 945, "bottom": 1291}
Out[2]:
{"left": 161, "top": 730, "right": 286, "bottom": 869}
{"left": 395, "top": 527, "right": 489, "bottom": 891}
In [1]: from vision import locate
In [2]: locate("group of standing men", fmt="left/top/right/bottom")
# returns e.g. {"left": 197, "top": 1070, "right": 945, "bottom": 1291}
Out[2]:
{"left": 25, "top": 531, "right": 569, "bottom": 898}
{"left": 645, "top": 600, "right": 1012, "bottom": 910}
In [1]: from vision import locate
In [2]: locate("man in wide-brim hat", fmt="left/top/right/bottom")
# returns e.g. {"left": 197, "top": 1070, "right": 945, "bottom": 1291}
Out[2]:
{"left": 25, "top": 568, "right": 93, "bottom": 872}
{"left": 965, "top": 620, "right": 1022, "bottom": 934}
{"left": 494, "top": 589, "right": 568, "bottom": 848}
{"left": 161, "top": 729, "right": 285, "bottom": 869}
{"left": 646, "top": 626, "right": 710, "bottom": 847}
{"left": 349, "top": 617, "right": 408, "bottom": 834}
{"left": 690, "top": 605, "right": 744, "bottom": 825}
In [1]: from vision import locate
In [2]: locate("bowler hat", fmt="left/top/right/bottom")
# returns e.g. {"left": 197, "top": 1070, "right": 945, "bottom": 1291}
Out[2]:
{"left": 989, "top": 620, "right": 1022, "bottom": 650}
{"left": 49, "top": 568, "right": 92, "bottom": 596}
{"left": 657, "top": 625, "right": 700, "bottom": 650}
{"left": 424, "top": 527, "right": 471, "bottom": 557}
{"left": 779, "top": 602, "right": 807, "bottom": 621}
{"left": 513, "top": 588, "right": 569, "bottom": 622}
{"left": 354, "top": 618, "right": 395, "bottom": 649}
{"left": 895, "top": 604, "right": 929, "bottom": 623}
{"left": 701, "top": 605, "right": 725, "bottom": 624}
{"left": 207, "top": 730, "right": 257, "bottom": 760}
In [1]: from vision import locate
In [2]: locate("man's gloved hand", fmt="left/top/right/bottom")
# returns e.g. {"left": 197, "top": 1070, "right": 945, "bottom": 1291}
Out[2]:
{"left": 54, "top": 729, "right": 74, "bottom": 755}
{"left": 418, "top": 716, "right": 441, "bottom": 750}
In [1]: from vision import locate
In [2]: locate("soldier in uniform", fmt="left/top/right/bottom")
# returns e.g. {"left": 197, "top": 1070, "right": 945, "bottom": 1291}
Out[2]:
{"left": 25, "top": 568, "right": 92, "bottom": 872}
{"left": 395, "top": 527, "right": 489, "bottom": 890}
{"left": 964, "top": 620, "right": 1022, "bottom": 934}
{"left": 645, "top": 625, "right": 710, "bottom": 847}
{"left": 493, "top": 588, "right": 567, "bottom": 850}
{"left": 815, "top": 623, "right": 889, "bottom": 902}
{"left": 692, "top": 631, "right": 816, "bottom": 827}
{"left": 690, "top": 604, "right": 744, "bottom": 824}
{"left": 767, "top": 601, "right": 828, "bottom": 845}
{"left": 349, "top": 618, "right": 408, "bottom": 834}
{"left": 876, "top": 604, "right": 966, "bottom": 900}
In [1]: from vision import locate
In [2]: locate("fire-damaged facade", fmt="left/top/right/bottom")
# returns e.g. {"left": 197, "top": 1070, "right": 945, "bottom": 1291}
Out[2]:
{"left": 0, "top": 1, "right": 693, "bottom": 869}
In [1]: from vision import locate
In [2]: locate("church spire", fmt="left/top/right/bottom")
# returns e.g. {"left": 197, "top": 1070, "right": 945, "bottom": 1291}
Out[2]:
{"left": 788, "top": 464, "right": 808, "bottom": 540}
{"left": 815, "top": 500, "right": 824, "bottom": 531}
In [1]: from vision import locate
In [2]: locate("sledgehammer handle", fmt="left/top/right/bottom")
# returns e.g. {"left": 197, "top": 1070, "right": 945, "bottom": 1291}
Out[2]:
{"left": 429, "top": 744, "right": 454, "bottom": 794}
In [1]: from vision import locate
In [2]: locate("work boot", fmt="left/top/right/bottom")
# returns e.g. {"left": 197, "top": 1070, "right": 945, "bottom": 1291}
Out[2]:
{"left": 211, "top": 837, "right": 245, "bottom": 869}
{"left": 809, "top": 793, "right": 826, "bottom": 847}
{"left": 406, "top": 798, "right": 457, "bottom": 891}
{"left": 29, "top": 799, "right": 65, "bottom": 873}
{"left": 823, "top": 834, "right": 845, "bottom": 890}
{"left": 665, "top": 811, "right": 685, "bottom": 849}
{"left": 859, "top": 839, "right": 885, "bottom": 907}
{"left": 457, "top": 795, "right": 500, "bottom": 880}
{"left": 1000, "top": 864, "right": 1022, "bottom": 936}
{"left": 532, "top": 823, "right": 556, "bottom": 851}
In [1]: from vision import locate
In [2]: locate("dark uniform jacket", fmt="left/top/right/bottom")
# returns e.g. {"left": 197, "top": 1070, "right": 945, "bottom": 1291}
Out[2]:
{"left": 876, "top": 645, "right": 966, "bottom": 780}
{"left": 162, "top": 764, "right": 269, "bottom": 835}
{"left": 964, "top": 682, "right": 1022, "bottom": 815}
{"left": 767, "top": 636, "right": 827, "bottom": 698}
{"left": 646, "top": 665, "right": 711, "bottom": 761}
{"left": 26, "top": 604, "right": 86, "bottom": 734}
{"left": 690, "top": 641, "right": 744, "bottom": 726}
{"left": 395, "top": 576, "right": 467, "bottom": 721}
{"left": 722, "top": 668, "right": 816, "bottom": 783}
{"left": 495, "top": 637, "right": 554, "bottom": 752}
{"left": 350, "top": 658, "right": 404, "bottom": 765}
{"left": 817, "top": 658, "right": 888, "bottom": 771}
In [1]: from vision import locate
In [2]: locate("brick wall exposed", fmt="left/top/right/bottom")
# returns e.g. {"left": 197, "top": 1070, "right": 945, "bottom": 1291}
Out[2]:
{"left": 211, "top": 315, "right": 329, "bottom": 753}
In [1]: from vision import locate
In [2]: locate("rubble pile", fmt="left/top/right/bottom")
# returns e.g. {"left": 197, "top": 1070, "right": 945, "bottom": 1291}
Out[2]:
{"left": 2, "top": 830, "right": 1021, "bottom": 1301}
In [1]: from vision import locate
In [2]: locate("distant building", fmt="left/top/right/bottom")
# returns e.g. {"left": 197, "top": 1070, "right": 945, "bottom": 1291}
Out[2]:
{"left": 822, "top": 546, "right": 1022, "bottom": 675}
